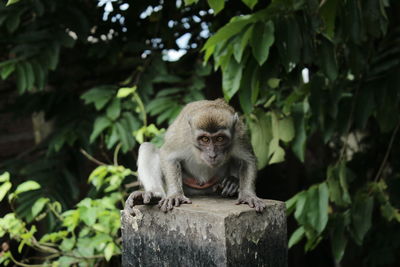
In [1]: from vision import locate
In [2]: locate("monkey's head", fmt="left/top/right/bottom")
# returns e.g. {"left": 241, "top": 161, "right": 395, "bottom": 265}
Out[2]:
{"left": 189, "top": 109, "right": 238, "bottom": 167}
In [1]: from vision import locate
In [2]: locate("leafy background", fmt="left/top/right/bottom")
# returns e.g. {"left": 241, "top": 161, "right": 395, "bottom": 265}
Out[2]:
{"left": 1, "top": 0, "right": 400, "bottom": 266}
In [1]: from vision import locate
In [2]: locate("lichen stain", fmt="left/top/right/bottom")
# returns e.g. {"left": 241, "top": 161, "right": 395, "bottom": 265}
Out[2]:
{"left": 131, "top": 208, "right": 143, "bottom": 231}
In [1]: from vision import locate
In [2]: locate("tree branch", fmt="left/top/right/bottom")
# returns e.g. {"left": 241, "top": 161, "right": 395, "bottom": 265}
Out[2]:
{"left": 79, "top": 148, "right": 107, "bottom": 166}
{"left": 374, "top": 121, "right": 400, "bottom": 182}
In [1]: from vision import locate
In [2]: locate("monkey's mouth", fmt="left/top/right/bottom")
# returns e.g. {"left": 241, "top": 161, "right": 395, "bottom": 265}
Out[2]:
{"left": 205, "top": 158, "right": 222, "bottom": 167}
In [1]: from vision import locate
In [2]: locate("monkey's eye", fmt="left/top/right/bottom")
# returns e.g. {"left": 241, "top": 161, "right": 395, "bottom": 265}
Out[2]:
{"left": 216, "top": 136, "right": 224, "bottom": 142}
{"left": 200, "top": 136, "right": 210, "bottom": 143}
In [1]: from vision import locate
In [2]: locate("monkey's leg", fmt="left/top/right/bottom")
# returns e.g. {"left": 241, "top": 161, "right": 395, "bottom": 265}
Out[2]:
{"left": 125, "top": 142, "right": 166, "bottom": 214}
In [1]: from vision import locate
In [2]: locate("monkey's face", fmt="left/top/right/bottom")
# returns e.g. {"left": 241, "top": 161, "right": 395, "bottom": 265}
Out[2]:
{"left": 194, "top": 130, "right": 232, "bottom": 167}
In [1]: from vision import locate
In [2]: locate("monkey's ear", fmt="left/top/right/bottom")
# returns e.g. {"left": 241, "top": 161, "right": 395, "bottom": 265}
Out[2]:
{"left": 232, "top": 113, "right": 239, "bottom": 127}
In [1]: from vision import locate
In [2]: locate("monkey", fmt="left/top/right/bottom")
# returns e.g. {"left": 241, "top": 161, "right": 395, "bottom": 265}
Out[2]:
{"left": 125, "top": 99, "right": 265, "bottom": 213}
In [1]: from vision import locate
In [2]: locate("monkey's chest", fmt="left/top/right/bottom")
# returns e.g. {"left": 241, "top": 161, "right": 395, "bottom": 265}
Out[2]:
{"left": 181, "top": 159, "right": 228, "bottom": 184}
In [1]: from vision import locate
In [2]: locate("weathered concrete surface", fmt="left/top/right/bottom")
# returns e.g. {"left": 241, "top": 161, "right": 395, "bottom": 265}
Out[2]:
{"left": 121, "top": 197, "right": 287, "bottom": 267}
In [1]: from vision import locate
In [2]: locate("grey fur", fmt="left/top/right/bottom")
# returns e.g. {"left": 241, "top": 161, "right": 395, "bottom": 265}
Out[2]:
{"left": 124, "top": 99, "right": 266, "bottom": 213}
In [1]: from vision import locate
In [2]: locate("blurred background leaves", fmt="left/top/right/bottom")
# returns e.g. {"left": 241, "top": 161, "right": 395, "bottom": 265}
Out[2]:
{"left": 0, "top": 0, "right": 400, "bottom": 266}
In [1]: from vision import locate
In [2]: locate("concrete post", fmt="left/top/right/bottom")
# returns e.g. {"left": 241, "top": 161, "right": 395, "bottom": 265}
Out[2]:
{"left": 121, "top": 197, "right": 287, "bottom": 267}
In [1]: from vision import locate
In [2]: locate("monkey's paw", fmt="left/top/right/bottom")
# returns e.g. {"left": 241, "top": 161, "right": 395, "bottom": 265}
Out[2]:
{"left": 158, "top": 194, "right": 192, "bottom": 212}
{"left": 236, "top": 194, "right": 266, "bottom": 212}
{"left": 214, "top": 176, "right": 239, "bottom": 197}
{"left": 124, "top": 191, "right": 161, "bottom": 215}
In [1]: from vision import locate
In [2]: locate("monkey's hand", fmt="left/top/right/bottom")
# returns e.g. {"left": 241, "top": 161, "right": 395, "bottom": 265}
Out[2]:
{"left": 158, "top": 194, "right": 192, "bottom": 212}
{"left": 214, "top": 176, "right": 239, "bottom": 197}
{"left": 125, "top": 191, "right": 161, "bottom": 215}
{"left": 236, "top": 192, "right": 266, "bottom": 212}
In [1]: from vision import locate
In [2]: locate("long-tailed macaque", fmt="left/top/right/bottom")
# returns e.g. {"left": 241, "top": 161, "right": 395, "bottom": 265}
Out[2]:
{"left": 125, "top": 99, "right": 265, "bottom": 213}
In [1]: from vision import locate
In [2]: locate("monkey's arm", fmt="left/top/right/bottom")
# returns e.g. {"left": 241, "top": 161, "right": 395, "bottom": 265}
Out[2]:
{"left": 158, "top": 153, "right": 192, "bottom": 212}
{"left": 236, "top": 157, "right": 266, "bottom": 212}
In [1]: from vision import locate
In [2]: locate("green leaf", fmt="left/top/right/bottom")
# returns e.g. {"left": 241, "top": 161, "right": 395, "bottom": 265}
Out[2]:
{"left": 291, "top": 101, "right": 308, "bottom": 162}
{"left": 106, "top": 125, "right": 119, "bottom": 149}
{"left": 380, "top": 202, "right": 400, "bottom": 223}
{"left": 31, "top": 197, "right": 49, "bottom": 218}
{"left": 0, "top": 172, "right": 10, "bottom": 182}
{"left": 81, "top": 86, "right": 115, "bottom": 110}
{"left": 320, "top": 0, "right": 339, "bottom": 39}
{"left": 251, "top": 21, "right": 275, "bottom": 66}
{"left": 0, "top": 182, "right": 12, "bottom": 202}
{"left": 40, "top": 231, "right": 68, "bottom": 243}
{"left": 316, "top": 183, "right": 329, "bottom": 233}
{"left": 122, "top": 112, "right": 140, "bottom": 132}
{"left": 242, "top": 0, "right": 258, "bottom": 9}
{"left": 202, "top": 16, "right": 254, "bottom": 57}
{"left": 6, "top": 0, "right": 20, "bottom": 6}
{"left": 48, "top": 45, "right": 60, "bottom": 71}
{"left": 305, "top": 183, "right": 329, "bottom": 234}
{"left": 15, "top": 63, "right": 27, "bottom": 94}
{"left": 58, "top": 256, "right": 76, "bottom": 266}
{"left": 286, "top": 16, "right": 302, "bottom": 65}
{"left": 0, "top": 63, "right": 15, "bottom": 80}
{"left": 278, "top": 116, "right": 295, "bottom": 142}
{"left": 222, "top": 57, "right": 243, "bottom": 100}
{"left": 286, "top": 191, "right": 303, "bottom": 215}
{"left": 184, "top": 0, "right": 198, "bottom": 5}
{"left": 327, "top": 163, "right": 351, "bottom": 207}
{"left": 207, "top": 0, "right": 224, "bottom": 14}
{"left": 294, "top": 191, "right": 307, "bottom": 222}
{"left": 338, "top": 163, "right": 351, "bottom": 204}
{"left": 88, "top": 166, "right": 108, "bottom": 189}
{"left": 79, "top": 206, "right": 97, "bottom": 226}
{"left": 354, "top": 85, "right": 374, "bottom": 129}
{"left": 250, "top": 66, "right": 260, "bottom": 104}
{"left": 330, "top": 214, "right": 348, "bottom": 263}
{"left": 248, "top": 110, "right": 273, "bottom": 169}
{"left": 351, "top": 193, "right": 374, "bottom": 245}
{"left": 156, "top": 105, "right": 180, "bottom": 125}
{"left": 238, "top": 59, "right": 257, "bottom": 114}
{"left": 23, "top": 61, "right": 35, "bottom": 91}
{"left": 6, "top": 12, "right": 21, "bottom": 33}
{"left": 115, "top": 122, "right": 132, "bottom": 153}
{"left": 90, "top": 116, "right": 112, "bottom": 143}
{"left": 31, "top": 60, "right": 46, "bottom": 90}
{"left": 318, "top": 38, "right": 338, "bottom": 81}
{"left": 76, "top": 237, "right": 95, "bottom": 257}
{"left": 117, "top": 86, "right": 136, "bottom": 98}
{"left": 104, "top": 242, "right": 115, "bottom": 261}
{"left": 288, "top": 226, "right": 305, "bottom": 248}
{"left": 233, "top": 25, "right": 254, "bottom": 63}
{"left": 106, "top": 99, "right": 121, "bottom": 120}
{"left": 267, "top": 78, "right": 280, "bottom": 89}
{"left": 268, "top": 138, "right": 285, "bottom": 164}
{"left": 15, "top": 181, "right": 41, "bottom": 195}
{"left": 60, "top": 237, "right": 76, "bottom": 251}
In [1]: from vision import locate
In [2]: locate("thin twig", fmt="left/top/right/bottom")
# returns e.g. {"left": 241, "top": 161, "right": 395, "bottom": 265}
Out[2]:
{"left": 374, "top": 121, "right": 400, "bottom": 182}
{"left": 124, "top": 181, "right": 140, "bottom": 189}
{"left": 31, "top": 238, "right": 59, "bottom": 254}
{"left": 46, "top": 203, "right": 63, "bottom": 222}
{"left": 113, "top": 143, "right": 122, "bottom": 166}
{"left": 79, "top": 148, "right": 106, "bottom": 166}
{"left": 8, "top": 251, "right": 52, "bottom": 267}
{"left": 133, "top": 92, "right": 147, "bottom": 127}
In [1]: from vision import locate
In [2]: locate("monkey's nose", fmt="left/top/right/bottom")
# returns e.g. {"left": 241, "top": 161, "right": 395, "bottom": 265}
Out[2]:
{"left": 209, "top": 155, "right": 217, "bottom": 160}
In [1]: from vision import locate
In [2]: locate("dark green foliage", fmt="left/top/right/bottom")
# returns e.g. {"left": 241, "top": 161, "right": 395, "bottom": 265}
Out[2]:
{"left": 0, "top": 0, "right": 400, "bottom": 266}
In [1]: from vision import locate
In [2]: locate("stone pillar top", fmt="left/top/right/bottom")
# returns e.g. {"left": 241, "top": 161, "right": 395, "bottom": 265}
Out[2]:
{"left": 121, "top": 197, "right": 287, "bottom": 267}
